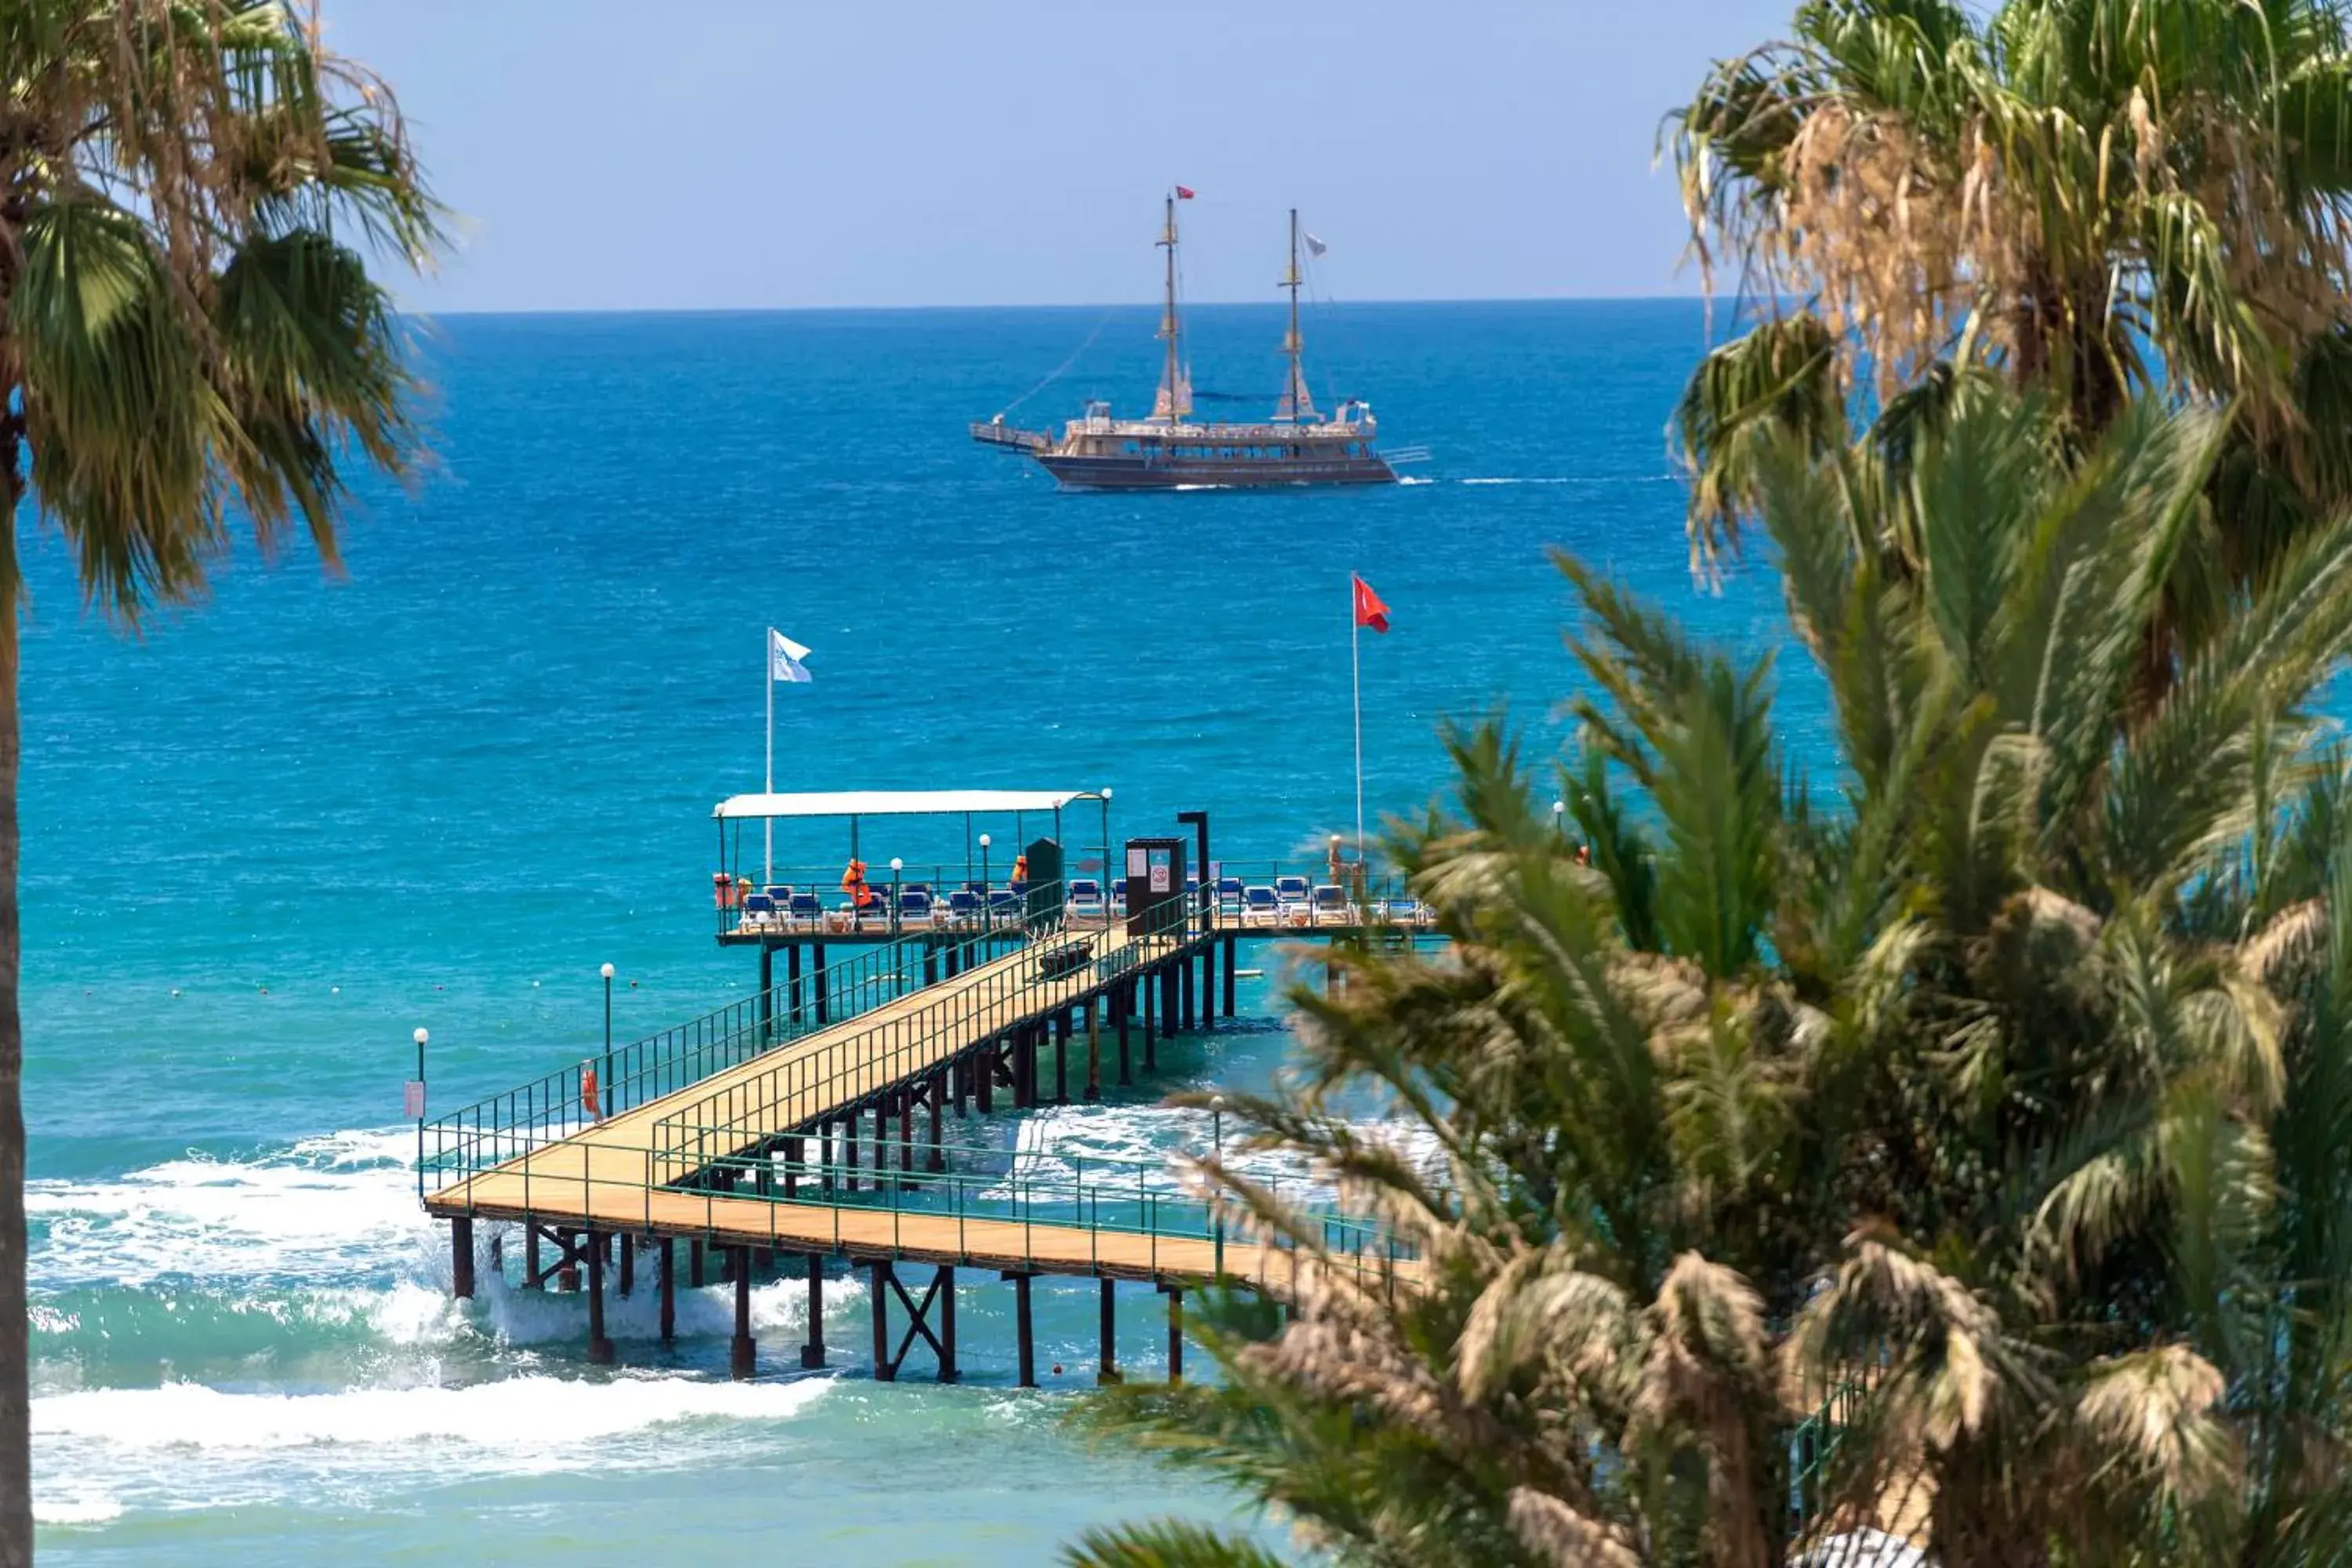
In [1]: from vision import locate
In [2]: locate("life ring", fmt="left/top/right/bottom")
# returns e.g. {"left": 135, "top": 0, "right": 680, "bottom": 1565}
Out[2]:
{"left": 581, "top": 1063, "right": 602, "bottom": 1122}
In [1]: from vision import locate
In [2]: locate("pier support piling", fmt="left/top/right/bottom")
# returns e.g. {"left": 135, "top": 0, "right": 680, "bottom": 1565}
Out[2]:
{"left": 1144, "top": 971, "right": 1160, "bottom": 1072}
{"left": 782, "top": 1136, "right": 802, "bottom": 1200}
{"left": 731, "top": 1247, "right": 756, "bottom": 1378}
{"left": 1054, "top": 1011, "right": 1070, "bottom": 1104}
{"left": 1117, "top": 985, "right": 1132, "bottom": 1087}
{"left": 618, "top": 1234, "right": 634, "bottom": 1298}
{"left": 585, "top": 1232, "right": 615, "bottom": 1365}
{"left": 976, "top": 1047, "right": 996, "bottom": 1113}
{"left": 787, "top": 943, "right": 804, "bottom": 1023}
{"left": 1007, "top": 1272, "right": 1036, "bottom": 1388}
{"left": 659, "top": 1239, "right": 676, "bottom": 1343}
{"left": 1098, "top": 1279, "right": 1122, "bottom": 1385}
{"left": 1164, "top": 1285, "right": 1185, "bottom": 1385}
{"left": 1181, "top": 953, "right": 1194, "bottom": 1030}
{"left": 1084, "top": 1005, "right": 1102, "bottom": 1102}
{"left": 757, "top": 945, "right": 775, "bottom": 1044}
{"left": 927, "top": 1076, "right": 945, "bottom": 1172}
{"left": 1223, "top": 933, "right": 1237, "bottom": 1018}
{"left": 526, "top": 1225, "right": 542, "bottom": 1290}
{"left": 801, "top": 1254, "right": 827, "bottom": 1368}
{"left": 450, "top": 1217, "right": 474, "bottom": 1300}
{"left": 898, "top": 1091, "right": 915, "bottom": 1186}
{"left": 871, "top": 1263, "right": 894, "bottom": 1381}
{"left": 813, "top": 942, "right": 829, "bottom": 1025}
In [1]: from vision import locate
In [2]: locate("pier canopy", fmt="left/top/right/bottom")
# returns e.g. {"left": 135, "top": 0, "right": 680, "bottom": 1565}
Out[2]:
{"left": 713, "top": 789, "right": 1097, "bottom": 820}
{"left": 712, "top": 787, "right": 1116, "bottom": 943}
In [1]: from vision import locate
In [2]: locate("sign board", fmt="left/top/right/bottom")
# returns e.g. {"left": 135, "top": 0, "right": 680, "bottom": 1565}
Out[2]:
{"left": 1127, "top": 846, "right": 1149, "bottom": 878}
{"left": 404, "top": 1080, "right": 426, "bottom": 1120}
{"left": 1148, "top": 847, "right": 1173, "bottom": 894}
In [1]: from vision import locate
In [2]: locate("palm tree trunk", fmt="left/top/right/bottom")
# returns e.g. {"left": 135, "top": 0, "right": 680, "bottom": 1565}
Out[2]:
{"left": 0, "top": 413, "right": 29, "bottom": 1568}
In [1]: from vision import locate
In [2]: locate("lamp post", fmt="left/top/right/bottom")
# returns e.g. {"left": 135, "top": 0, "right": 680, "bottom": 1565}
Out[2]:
{"left": 601, "top": 962, "right": 615, "bottom": 1115}
{"left": 412, "top": 1026, "right": 429, "bottom": 1200}
{"left": 1551, "top": 799, "right": 1566, "bottom": 840}
{"left": 1210, "top": 1094, "right": 1226, "bottom": 1278}
{"left": 979, "top": 834, "right": 992, "bottom": 924}
{"left": 890, "top": 856, "right": 904, "bottom": 935}
{"left": 1099, "top": 788, "right": 1112, "bottom": 916}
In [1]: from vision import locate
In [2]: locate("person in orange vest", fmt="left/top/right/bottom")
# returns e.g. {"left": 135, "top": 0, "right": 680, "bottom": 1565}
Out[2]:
{"left": 1008, "top": 853, "right": 1029, "bottom": 895}
{"left": 580, "top": 1059, "right": 602, "bottom": 1123}
{"left": 841, "top": 857, "right": 874, "bottom": 927}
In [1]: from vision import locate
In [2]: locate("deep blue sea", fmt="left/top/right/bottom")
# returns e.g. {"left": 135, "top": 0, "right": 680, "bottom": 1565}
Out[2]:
{"left": 21, "top": 300, "right": 1810, "bottom": 1563}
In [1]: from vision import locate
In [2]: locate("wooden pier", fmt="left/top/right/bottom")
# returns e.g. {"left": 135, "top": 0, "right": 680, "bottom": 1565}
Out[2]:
{"left": 421, "top": 890, "right": 1403, "bottom": 1383}
{"left": 422, "top": 795, "right": 1420, "bottom": 1385}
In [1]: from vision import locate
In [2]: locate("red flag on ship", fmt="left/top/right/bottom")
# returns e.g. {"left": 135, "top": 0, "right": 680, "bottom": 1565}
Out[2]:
{"left": 1352, "top": 574, "right": 1390, "bottom": 633}
{"left": 1174, "top": 185, "right": 1196, "bottom": 200}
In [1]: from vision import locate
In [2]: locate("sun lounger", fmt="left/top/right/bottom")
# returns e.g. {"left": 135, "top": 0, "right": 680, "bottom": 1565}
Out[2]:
{"left": 788, "top": 892, "right": 824, "bottom": 928}
{"left": 946, "top": 889, "right": 982, "bottom": 924}
{"left": 1216, "top": 876, "right": 1245, "bottom": 920}
{"left": 1068, "top": 878, "right": 1105, "bottom": 922}
{"left": 1310, "top": 884, "right": 1354, "bottom": 925}
{"left": 897, "top": 889, "right": 935, "bottom": 927}
{"left": 1274, "top": 875, "right": 1312, "bottom": 925}
{"left": 1243, "top": 885, "right": 1281, "bottom": 927}
{"left": 739, "top": 892, "right": 778, "bottom": 931}
{"left": 1110, "top": 877, "right": 1128, "bottom": 918}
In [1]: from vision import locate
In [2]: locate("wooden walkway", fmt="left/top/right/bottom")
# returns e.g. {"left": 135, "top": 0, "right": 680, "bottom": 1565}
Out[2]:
{"left": 421, "top": 913, "right": 1410, "bottom": 1381}
{"left": 423, "top": 920, "right": 1266, "bottom": 1280}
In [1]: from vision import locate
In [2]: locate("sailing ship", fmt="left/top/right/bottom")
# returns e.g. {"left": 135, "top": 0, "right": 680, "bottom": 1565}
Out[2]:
{"left": 971, "top": 194, "right": 1410, "bottom": 488}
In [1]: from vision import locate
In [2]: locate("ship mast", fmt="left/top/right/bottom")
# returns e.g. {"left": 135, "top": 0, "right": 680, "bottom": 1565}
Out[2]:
{"left": 1279, "top": 207, "right": 1316, "bottom": 424}
{"left": 1156, "top": 192, "right": 1185, "bottom": 424}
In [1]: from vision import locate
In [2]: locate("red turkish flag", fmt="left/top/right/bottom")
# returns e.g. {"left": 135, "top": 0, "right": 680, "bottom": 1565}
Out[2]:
{"left": 1174, "top": 185, "right": 1196, "bottom": 200}
{"left": 1352, "top": 574, "right": 1390, "bottom": 633}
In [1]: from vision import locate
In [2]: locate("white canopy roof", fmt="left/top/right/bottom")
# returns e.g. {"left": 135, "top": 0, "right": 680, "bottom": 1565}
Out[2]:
{"left": 712, "top": 789, "right": 1098, "bottom": 821}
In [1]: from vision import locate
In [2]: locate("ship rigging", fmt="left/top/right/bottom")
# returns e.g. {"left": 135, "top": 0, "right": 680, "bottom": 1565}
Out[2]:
{"left": 972, "top": 193, "right": 1415, "bottom": 489}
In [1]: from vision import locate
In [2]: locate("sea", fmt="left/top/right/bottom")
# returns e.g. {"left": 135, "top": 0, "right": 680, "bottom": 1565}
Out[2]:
{"left": 21, "top": 299, "right": 1811, "bottom": 1564}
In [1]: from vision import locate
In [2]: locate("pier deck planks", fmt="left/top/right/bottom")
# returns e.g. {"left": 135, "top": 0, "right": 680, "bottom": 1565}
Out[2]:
{"left": 420, "top": 924, "right": 1367, "bottom": 1288}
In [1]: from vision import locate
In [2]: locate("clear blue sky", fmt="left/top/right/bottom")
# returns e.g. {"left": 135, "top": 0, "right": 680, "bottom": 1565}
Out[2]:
{"left": 329, "top": 0, "right": 1791, "bottom": 314}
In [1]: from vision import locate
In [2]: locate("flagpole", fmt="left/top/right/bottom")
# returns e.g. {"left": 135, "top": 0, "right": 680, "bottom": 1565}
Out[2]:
{"left": 1351, "top": 577, "right": 1365, "bottom": 869}
{"left": 764, "top": 627, "right": 775, "bottom": 884}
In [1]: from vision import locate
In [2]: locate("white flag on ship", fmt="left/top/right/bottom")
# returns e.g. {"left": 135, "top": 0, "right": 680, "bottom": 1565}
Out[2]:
{"left": 770, "top": 628, "right": 814, "bottom": 683}
{"left": 1303, "top": 231, "right": 1328, "bottom": 258}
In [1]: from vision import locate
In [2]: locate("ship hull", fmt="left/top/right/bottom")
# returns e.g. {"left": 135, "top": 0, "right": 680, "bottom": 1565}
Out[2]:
{"left": 1036, "top": 452, "right": 1396, "bottom": 489}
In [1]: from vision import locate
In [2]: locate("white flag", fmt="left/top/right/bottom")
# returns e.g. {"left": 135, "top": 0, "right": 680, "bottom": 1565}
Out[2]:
{"left": 770, "top": 628, "right": 813, "bottom": 684}
{"left": 1302, "top": 230, "right": 1327, "bottom": 258}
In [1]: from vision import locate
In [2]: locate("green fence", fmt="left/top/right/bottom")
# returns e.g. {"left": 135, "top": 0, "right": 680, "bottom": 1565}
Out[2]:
{"left": 419, "top": 896, "right": 1066, "bottom": 1195}
{"left": 652, "top": 892, "right": 1214, "bottom": 1187}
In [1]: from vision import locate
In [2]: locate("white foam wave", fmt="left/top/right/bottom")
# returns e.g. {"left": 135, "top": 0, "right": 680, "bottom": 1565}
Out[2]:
{"left": 34, "top": 1374, "right": 830, "bottom": 1455}
{"left": 1396, "top": 475, "right": 1435, "bottom": 486}
{"left": 34, "top": 1493, "right": 122, "bottom": 1527}
{"left": 30, "top": 1127, "right": 425, "bottom": 1291}
{"left": 994, "top": 1101, "right": 1443, "bottom": 1203}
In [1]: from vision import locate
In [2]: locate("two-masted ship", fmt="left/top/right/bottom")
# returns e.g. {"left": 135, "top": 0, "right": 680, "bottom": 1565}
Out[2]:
{"left": 971, "top": 194, "right": 1405, "bottom": 489}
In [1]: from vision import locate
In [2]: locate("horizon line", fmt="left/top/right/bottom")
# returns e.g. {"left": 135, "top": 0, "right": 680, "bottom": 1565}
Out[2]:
{"left": 404, "top": 292, "right": 1718, "bottom": 320}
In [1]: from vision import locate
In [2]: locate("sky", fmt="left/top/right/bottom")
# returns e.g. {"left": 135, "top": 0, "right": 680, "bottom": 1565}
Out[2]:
{"left": 327, "top": 0, "right": 1794, "bottom": 314}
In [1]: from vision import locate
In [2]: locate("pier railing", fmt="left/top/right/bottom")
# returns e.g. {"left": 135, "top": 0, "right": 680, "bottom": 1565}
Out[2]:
{"left": 419, "top": 903, "right": 1062, "bottom": 1193}
{"left": 650, "top": 891, "right": 1212, "bottom": 1186}
{"left": 454, "top": 1129, "right": 1414, "bottom": 1286}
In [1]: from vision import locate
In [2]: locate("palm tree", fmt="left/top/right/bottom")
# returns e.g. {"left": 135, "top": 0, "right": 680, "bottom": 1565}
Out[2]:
{"left": 1065, "top": 388, "right": 2352, "bottom": 1566}
{"left": 0, "top": 4, "right": 437, "bottom": 1557}
{"left": 1665, "top": 0, "right": 2352, "bottom": 584}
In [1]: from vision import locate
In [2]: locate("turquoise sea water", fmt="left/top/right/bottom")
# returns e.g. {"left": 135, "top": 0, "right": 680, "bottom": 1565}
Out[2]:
{"left": 23, "top": 300, "right": 1807, "bottom": 1563}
